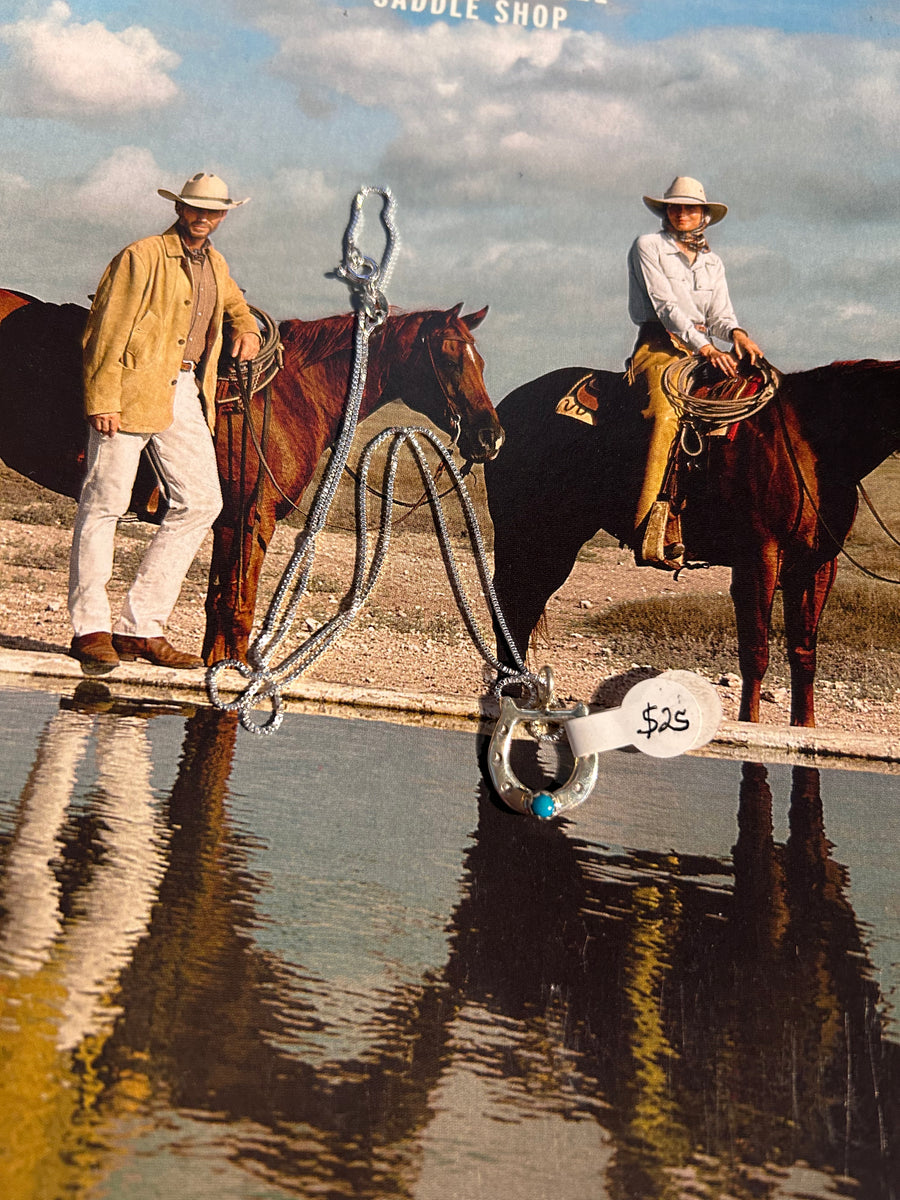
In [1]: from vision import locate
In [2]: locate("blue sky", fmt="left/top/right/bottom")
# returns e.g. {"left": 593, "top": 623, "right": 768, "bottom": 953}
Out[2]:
{"left": 0, "top": 0, "right": 897, "bottom": 398}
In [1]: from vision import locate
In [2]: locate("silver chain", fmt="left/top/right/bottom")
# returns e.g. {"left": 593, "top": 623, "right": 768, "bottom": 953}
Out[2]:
{"left": 207, "top": 187, "right": 541, "bottom": 734}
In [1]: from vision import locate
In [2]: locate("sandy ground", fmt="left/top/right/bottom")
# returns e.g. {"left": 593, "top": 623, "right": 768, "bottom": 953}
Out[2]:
{"left": 1, "top": 495, "right": 897, "bottom": 740}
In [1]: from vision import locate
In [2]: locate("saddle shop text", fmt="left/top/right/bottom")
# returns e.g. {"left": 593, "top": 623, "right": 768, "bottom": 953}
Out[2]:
{"left": 372, "top": 0, "right": 574, "bottom": 32}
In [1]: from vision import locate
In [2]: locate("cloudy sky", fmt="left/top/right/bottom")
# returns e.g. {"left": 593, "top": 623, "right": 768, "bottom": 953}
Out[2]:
{"left": 0, "top": 0, "right": 897, "bottom": 398}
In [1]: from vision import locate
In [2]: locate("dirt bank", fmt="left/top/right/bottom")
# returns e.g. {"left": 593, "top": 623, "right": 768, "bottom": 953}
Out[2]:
{"left": 2, "top": 464, "right": 897, "bottom": 741}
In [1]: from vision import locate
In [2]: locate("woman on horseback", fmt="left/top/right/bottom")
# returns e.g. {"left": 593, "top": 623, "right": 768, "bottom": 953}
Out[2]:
{"left": 627, "top": 176, "right": 763, "bottom": 567}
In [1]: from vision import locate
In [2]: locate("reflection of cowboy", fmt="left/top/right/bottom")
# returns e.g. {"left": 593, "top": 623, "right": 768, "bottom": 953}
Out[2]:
{"left": 0, "top": 708, "right": 165, "bottom": 1045}
{"left": 627, "top": 176, "right": 763, "bottom": 568}
{"left": 0, "top": 706, "right": 166, "bottom": 1197}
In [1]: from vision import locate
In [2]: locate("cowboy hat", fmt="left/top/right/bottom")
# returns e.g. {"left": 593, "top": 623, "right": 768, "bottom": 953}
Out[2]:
{"left": 158, "top": 172, "right": 249, "bottom": 210}
{"left": 642, "top": 176, "right": 727, "bottom": 225}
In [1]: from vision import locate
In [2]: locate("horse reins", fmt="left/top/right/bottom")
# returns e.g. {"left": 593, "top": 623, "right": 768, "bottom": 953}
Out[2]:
{"left": 231, "top": 363, "right": 307, "bottom": 513}
{"left": 229, "top": 320, "right": 476, "bottom": 534}
{"left": 218, "top": 309, "right": 311, "bottom": 515}
{"left": 219, "top": 306, "right": 282, "bottom": 393}
{"left": 774, "top": 396, "right": 900, "bottom": 585}
{"left": 859, "top": 479, "right": 900, "bottom": 550}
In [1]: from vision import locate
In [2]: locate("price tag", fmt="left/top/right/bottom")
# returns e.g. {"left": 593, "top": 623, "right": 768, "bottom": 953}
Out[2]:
{"left": 565, "top": 670, "right": 722, "bottom": 760}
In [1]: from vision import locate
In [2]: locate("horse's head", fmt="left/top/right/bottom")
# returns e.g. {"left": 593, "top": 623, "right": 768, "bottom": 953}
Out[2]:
{"left": 395, "top": 304, "right": 504, "bottom": 463}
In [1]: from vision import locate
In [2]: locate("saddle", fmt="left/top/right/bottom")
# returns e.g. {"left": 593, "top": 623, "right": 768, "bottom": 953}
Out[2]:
{"left": 555, "top": 357, "right": 781, "bottom": 568}
{"left": 554, "top": 373, "right": 607, "bottom": 425}
{"left": 644, "top": 356, "right": 782, "bottom": 566}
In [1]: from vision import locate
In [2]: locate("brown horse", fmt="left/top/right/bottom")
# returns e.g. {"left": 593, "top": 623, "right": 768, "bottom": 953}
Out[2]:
{"left": 484, "top": 360, "right": 900, "bottom": 727}
{"left": 205, "top": 304, "right": 502, "bottom": 662}
{"left": 0, "top": 291, "right": 503, "bottom": 662}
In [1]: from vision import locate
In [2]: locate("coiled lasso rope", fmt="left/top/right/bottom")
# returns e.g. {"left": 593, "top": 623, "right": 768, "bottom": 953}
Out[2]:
{"left": 663, "top": 354, "right": 781, "bottom": 430}
{"left": 217, "top": 305, "right": 283, "bottom": 396}
{"left": 206, "top": 187, "right": 541, "bottom": 734}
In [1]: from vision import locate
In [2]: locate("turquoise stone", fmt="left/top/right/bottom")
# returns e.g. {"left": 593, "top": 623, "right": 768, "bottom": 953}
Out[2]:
{"left": 531, "top": 792, "right": 556, "bottom": 819}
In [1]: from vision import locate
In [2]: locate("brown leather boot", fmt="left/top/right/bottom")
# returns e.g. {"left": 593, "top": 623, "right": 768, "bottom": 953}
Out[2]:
{"left": 112, "top": 635, "right": 204, "bottom": 669}
{"left": 69, "top": 631, "right": 120, "bottom": 676}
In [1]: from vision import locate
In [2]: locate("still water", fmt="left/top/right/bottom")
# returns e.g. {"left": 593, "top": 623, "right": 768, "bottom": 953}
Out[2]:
{"left": 1, "top": 683, "right": 898, "bottom": 1199}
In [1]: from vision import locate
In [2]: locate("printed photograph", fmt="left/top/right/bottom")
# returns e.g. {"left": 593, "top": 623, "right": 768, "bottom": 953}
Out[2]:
{"left": 0, "top": 1, "right": 898, "bottom": 1197}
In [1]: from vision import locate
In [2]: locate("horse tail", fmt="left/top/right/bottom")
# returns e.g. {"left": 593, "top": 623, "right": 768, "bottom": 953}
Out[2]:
{"left": 530, "top": 609, "right": 551, "bottom": 655}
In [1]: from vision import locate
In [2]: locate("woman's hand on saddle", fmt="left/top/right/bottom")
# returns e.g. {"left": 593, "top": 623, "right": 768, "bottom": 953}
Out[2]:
{"left": 230, "top": 331, "right": 261, "bottom": 363}
{"left": 89, "top": 412, "right": 120, "bottom": 437}
{"left": 731, "top": 328, "right": 763, "bottom": 365}
{"left": 698, "top": 343, "right": 741, "bottom": 378}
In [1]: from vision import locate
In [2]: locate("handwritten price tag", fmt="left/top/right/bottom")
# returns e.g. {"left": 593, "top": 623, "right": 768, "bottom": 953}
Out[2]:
{"left": 565, "top": 670, "right": 722, "bottom": 760}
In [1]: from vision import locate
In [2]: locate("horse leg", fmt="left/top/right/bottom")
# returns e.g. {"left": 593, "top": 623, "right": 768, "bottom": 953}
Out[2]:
{"left": 229, "top": 505, "right": 277, "bottom": 662}
{"left": 781, "top": 557, "right": 837, "bottom": 728}
{"left": 203, "top": 515, "right": 237, "bottom": 663}
{"left": 491, "top": 509, "right": 593, "bottom": 669}
{"left": 730, "top": 550, "right": 781, "bottom": 723}
{"left": 203, "top": 501, "right": 277, "bottom": 664}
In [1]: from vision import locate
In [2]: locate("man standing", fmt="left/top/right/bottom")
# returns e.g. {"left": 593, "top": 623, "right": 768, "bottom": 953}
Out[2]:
{"left": 627, "top": 176, "right": 763, "bottom": 567}
{"left": 68, "top": 172, "right": 261, "bottom": 674}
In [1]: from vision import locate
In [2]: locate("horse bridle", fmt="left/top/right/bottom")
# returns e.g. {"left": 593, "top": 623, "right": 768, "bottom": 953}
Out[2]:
{"left": 421, "top": 325, "right": 480, "bottom": 449}
{"left": 339, "top": 326, "right": 477, "bottom": 517}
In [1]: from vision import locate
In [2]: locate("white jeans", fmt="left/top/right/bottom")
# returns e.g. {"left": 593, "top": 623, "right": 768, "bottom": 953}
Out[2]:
{"left": 68, "top": 371, "right": 222, "bottom": 639}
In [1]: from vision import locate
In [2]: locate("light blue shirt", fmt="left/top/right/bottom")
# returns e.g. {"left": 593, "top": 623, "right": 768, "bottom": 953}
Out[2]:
{"left": 627, "top": 230, "right": 739, "bottom": 353}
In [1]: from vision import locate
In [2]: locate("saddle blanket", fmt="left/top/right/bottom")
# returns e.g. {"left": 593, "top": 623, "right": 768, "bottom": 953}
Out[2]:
{"left": 555, "top": 373, "right": 600, "bottom": 425}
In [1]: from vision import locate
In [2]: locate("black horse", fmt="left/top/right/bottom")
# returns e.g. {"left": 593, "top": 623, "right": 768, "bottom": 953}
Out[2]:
{"left": 485, "top": 361, "right": 900, "bottom": 727}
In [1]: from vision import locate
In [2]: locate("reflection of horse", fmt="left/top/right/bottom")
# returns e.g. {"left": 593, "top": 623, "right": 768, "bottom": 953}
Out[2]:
{"left": 485, "top": 361, "right": 900, "bottom": 726}
{"left": 0, "top": 290, "right": 503, "bottom": 664}
{"left": 445, "top": 764, "right": 900, "bottom": 1196}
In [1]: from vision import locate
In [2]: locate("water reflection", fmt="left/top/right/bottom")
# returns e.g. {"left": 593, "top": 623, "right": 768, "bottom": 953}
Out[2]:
{"left": 0, "top": 694, "right": 897, "bottom": 1199}
{"left": 0, "top": 700, "right": 167, "bottom": 1198}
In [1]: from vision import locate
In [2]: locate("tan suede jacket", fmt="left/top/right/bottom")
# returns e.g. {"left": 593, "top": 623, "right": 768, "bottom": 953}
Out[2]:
{"left": 82, "top": 225, "right": 258, "bottom": 433}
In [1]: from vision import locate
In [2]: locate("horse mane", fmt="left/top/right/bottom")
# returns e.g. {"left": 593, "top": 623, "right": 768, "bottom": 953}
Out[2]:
{"left": 775, "top": 356, "right": 900, "bottom": 465}
{"left": 278, "top": 312, "right": 355, "bottom": 366}
{"left": 278, "top": 307, "right": 431, "bottom": 369}
{"left": 818, "top": 357, "right": 900, "bottom": 376}
{"left": 783, "top": 357, "right": 900, "bottom": 412}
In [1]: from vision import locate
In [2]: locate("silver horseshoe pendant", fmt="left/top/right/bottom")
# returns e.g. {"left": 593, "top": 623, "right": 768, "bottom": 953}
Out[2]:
{"left": 488, "top": 695, "right": 601, "bottom": 818}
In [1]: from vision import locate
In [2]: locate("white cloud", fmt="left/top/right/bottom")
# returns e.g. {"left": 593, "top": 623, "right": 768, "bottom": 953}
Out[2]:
{"left": 5, "top": 3, "right": 899, "bottom": 389}
{"left": 72, "top": 146, "right": 167, "bottom": 226}
{"left": 231, "top": 3, "right": 900, "bottom": 379}
{"left": 838, "top": 302, "right": 879, "bottom": 321}
{"left": 0, "top": 170, "right": 29, "bottom": 195}
{"left": 265, "top": 166, "right": 338, "bottom": 215}
{"left": 0, "top": 1, "right": 180, "bottom": 119}
{"left": 257, "top": 13, "right": 900, "bottom": 222}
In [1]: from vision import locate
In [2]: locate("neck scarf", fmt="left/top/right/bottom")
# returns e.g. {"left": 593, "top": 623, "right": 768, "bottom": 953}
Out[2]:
{"left": 663, "top": 212, "right": 711, "bottom": 254}
{"left": 181, "top": 238, "right": 208, "bottom": 264}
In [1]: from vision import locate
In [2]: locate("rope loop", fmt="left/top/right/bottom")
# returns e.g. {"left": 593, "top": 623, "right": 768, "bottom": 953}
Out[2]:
{"left": 217, "top": 305, "right": 283, "bottom": 396}
{"left": 206, "top": 657, "right": 285, "bottom": 734}
{"left": 679, "top": 423, "right": 705, "bottom": 457}
{"left": 663, "top": 355, "right": 781, "bottom": 430}
{"left": 333, "top": 186, "right": 398, "bottom": 328}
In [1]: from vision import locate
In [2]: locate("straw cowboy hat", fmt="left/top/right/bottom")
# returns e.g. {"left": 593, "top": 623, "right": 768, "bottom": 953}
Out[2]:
{"left": 158, "top": 172, "right": 249, "bottom": 210}
{"left": 642, "top": 176, "right": 727, "bottom": 225}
